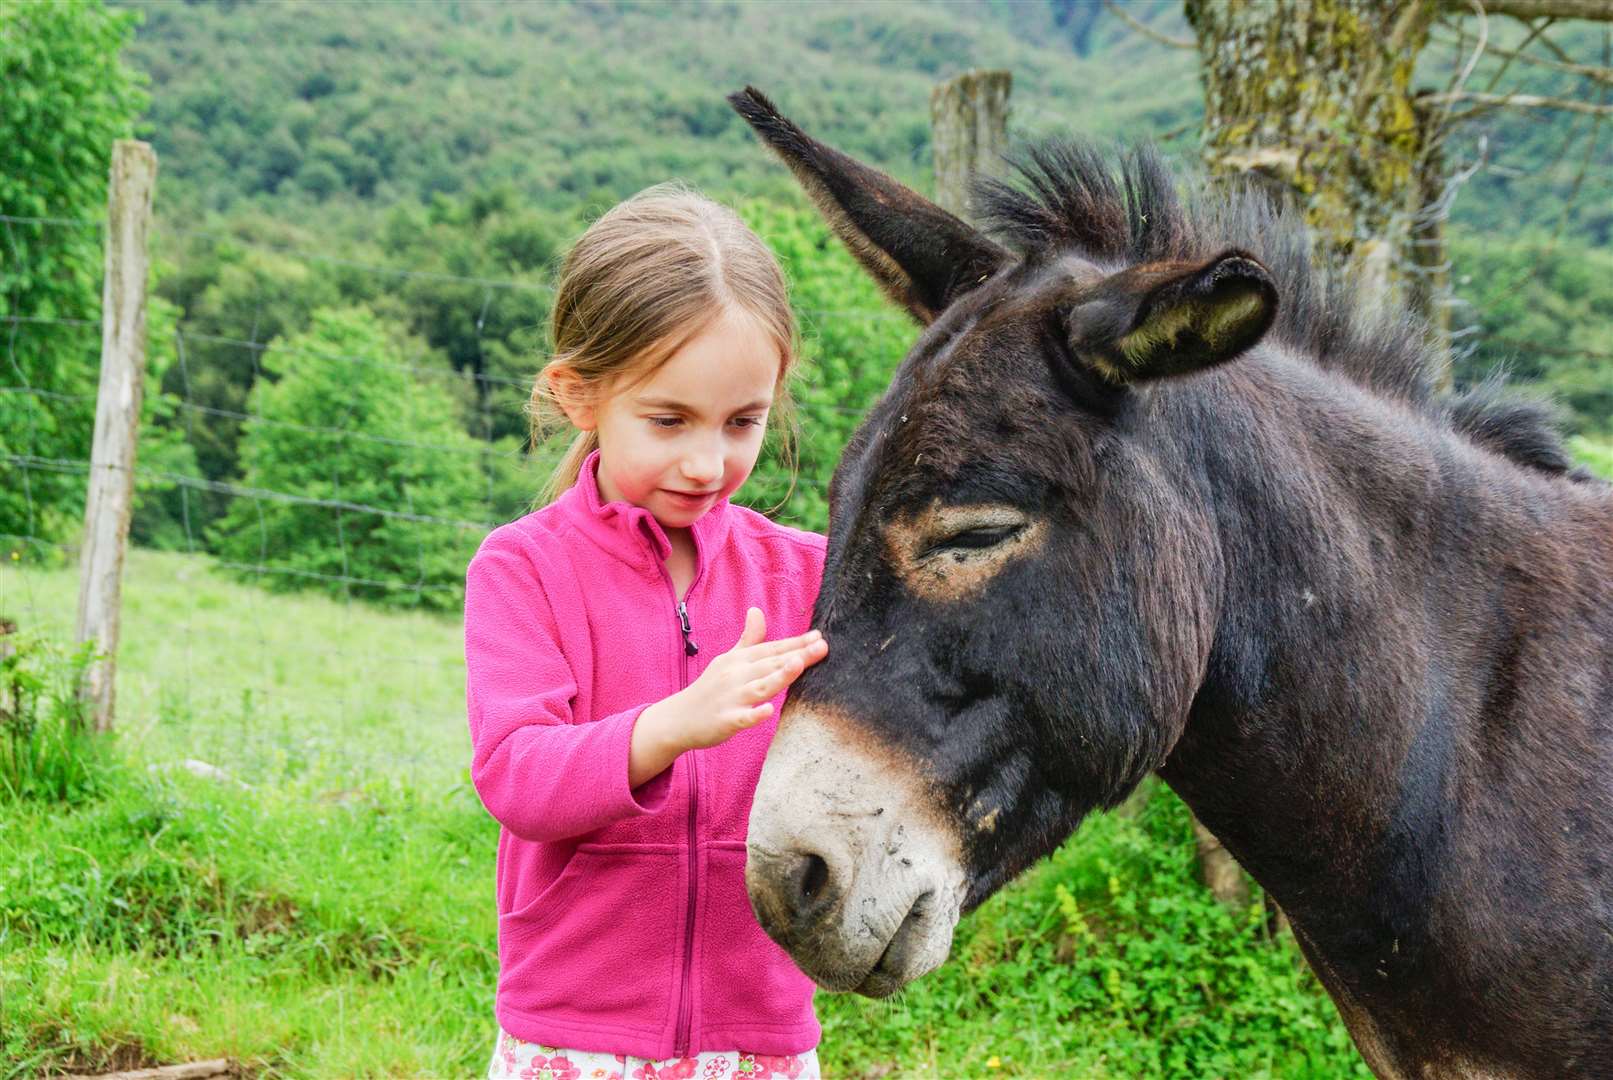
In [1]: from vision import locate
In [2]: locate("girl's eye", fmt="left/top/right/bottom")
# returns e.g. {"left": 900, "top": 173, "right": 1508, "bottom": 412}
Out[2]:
{"left": 649, "top": 417, "right": 682, "bottom": 429}
{"left": 731, "top": 416, "right": 765, "bottom": 429}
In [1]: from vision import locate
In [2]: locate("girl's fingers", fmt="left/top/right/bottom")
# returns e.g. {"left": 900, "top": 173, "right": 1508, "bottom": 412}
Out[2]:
{"left": 741, "top": 651, "right": 806, "bottom": 684}
{"left": 740, "top": 702, "right": 773, "bottom": 726}
{"left": 746, "top": 660, "right": 808, "bottom": 702}
{"left": 734, "top": 607, "right": 767, "bottom": 650}
{"left": 742, "top": 629, "right": 824, "bottom": 660}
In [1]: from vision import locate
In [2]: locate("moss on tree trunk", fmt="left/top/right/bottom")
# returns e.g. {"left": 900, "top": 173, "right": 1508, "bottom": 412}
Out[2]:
{"left": 1185, "top": 0, "right": 1438, "bottom": 310}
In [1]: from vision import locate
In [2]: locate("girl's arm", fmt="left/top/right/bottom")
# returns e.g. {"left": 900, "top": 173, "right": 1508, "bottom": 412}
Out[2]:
{"left": 464, "top": 535, "right": 674, "bottom": 843}
{"left": 465, "top": 528, "right": 826, "bottom": 843}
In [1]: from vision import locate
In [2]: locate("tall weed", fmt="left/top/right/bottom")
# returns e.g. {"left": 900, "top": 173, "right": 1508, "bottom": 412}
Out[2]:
{"left": 0, "top": 629, "right": 110, "bottom": 804}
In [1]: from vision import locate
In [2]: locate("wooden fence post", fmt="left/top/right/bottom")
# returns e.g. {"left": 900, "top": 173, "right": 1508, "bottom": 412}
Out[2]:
{"left": 930, "top": 69, "right": 1012, "bottom": 220}
{"left": 75, "top": 139, "right": 157, "bottom": 733}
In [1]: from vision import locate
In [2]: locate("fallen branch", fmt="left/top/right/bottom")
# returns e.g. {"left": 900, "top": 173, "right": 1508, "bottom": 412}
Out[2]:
{"left": 63, "top": 1061, "right": 232, "bottom": 1080}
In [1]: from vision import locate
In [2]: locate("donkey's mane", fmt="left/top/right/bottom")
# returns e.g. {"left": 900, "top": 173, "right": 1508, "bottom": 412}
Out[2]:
{"left": 975, "top": 142, "right": 1580, "bottom": 478}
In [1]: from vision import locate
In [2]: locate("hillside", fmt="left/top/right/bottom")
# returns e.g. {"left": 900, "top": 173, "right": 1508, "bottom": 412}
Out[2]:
{"left": 117, "top": 1, "right": 1612, "bottom": 244}
{"left": 119, "top": 0, "right": 1203, "bottom": 223}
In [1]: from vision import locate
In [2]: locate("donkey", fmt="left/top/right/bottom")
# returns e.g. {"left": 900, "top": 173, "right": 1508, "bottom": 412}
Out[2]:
{"left": 729, "top": 88, "right": 1613, "bottom": 1080}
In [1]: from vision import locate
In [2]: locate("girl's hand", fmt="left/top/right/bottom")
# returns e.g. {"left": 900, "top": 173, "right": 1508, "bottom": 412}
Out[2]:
{"left": 631, "top": 609, "right": 828, "bottom": 784}
{"left": 672, "top": 607, "right": 827, "bottom": 749}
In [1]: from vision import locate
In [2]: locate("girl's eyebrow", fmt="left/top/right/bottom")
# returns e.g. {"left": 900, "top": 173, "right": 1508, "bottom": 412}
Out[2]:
{"left": 636, "top": 396, "right": 772, "bottom": 413}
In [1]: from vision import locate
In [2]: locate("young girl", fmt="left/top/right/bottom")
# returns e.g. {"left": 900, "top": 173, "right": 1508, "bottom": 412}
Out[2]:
{"left": 465, "top": 186, "right": 830, "bottom": 1080}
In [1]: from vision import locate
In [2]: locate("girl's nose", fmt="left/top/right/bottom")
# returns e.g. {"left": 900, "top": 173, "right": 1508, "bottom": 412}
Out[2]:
{"left": 681, "top": 448, "right": 723, "bottom": 485}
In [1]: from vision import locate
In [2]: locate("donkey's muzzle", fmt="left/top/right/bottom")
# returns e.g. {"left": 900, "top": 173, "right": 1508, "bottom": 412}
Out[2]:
{"left": 745, "top": 701, "right": 969, "bottom": 994}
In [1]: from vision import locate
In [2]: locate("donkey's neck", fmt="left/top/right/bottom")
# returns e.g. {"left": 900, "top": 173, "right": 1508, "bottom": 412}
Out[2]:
{"left": 1158, "top": 353, "right": 1613, "bottom": 1070}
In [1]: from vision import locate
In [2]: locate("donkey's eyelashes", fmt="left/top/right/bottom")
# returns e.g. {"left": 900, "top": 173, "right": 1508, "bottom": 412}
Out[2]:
{"left": 923, "top": 523, "right": 1025, "bottom": 559}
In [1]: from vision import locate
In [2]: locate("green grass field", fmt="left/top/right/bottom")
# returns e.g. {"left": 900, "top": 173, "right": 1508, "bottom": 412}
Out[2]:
{"left": 2, "top": 546, "right": 1367, "bottom": 1078}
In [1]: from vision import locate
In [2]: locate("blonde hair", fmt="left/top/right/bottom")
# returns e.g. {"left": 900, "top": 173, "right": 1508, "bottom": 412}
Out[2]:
{"left": 530, "top": 183, "right": 799, "bottom": 506}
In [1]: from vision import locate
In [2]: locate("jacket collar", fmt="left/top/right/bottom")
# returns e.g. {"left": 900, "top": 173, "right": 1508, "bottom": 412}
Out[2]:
{"left": 558, "top": 450, "right": 733, "bottom": 574}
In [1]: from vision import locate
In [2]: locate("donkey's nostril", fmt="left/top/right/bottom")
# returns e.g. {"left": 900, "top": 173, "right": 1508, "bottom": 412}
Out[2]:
{"left": 796, "top": 852, "right": 830, "bottom": 905}
{"left": 749, "top": 845, "right": 839, "bottom": 937}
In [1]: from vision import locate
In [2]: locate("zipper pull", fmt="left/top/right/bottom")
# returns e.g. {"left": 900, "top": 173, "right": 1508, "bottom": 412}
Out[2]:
{"left": 677, "top": 601, "right": 699, "bottom": 656}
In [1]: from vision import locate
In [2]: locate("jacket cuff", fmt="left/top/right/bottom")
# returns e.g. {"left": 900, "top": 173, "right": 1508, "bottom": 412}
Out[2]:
{"left": 611, "top": 704, "right": 674, "bottom": 815}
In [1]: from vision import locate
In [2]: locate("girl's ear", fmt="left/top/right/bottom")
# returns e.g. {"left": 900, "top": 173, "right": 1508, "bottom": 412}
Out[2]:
{"left": 546, "top": 367, "right": 597, "bottom": 431}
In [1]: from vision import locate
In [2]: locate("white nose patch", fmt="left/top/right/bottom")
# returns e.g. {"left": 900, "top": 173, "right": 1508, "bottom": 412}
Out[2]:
{"left": 747, "top": 704, "right": 969, "bottom": 993}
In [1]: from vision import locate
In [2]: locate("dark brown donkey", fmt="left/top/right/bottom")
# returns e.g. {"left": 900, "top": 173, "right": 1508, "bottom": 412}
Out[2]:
{"left": 730, "top": 88, "right": 1613, "bottom": 1080}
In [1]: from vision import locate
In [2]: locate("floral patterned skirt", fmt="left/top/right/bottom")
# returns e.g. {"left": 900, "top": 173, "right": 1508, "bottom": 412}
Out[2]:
{"left": 486, "top": 1027, "right": 820, "bottom": 1080}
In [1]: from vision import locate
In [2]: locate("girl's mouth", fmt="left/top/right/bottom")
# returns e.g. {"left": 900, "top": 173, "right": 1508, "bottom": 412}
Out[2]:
{"left": 663, "top": 489, "right": 720, "bottom": 509}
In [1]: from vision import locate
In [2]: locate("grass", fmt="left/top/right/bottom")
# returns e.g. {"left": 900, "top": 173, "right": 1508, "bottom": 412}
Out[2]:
{"left": 2, "top": 545, "right": 1368, "bottom": 1077}
{"left": 1, "top": 546, "right": 469, "bottom": 788}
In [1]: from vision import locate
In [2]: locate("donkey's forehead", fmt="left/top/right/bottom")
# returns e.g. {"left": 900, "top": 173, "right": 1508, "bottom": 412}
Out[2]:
{"left": 883, "top": 279, "right": 1043, "bottom": 411}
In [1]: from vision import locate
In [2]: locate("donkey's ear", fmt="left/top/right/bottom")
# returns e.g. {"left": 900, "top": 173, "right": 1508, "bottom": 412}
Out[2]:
{"left": 729, "top": 86, "right": 1009, "bottom": 325}
{"left": 1075, "top": 250, "right": 1277, "bottom": 384}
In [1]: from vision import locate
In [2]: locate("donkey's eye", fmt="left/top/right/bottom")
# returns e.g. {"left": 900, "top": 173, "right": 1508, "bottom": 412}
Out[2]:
{"left": 928, "top": 523, "right": 1023, "bottom": 556}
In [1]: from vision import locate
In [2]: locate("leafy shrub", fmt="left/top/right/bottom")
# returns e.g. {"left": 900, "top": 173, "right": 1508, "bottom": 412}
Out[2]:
{"left": 0, "top": 0, "right": 148, "bottom": 544}
{"left": 207, "top": 307, "right": 488, "bottom": 610}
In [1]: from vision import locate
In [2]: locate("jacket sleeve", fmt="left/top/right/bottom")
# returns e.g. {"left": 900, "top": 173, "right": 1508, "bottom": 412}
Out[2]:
{"left": 464, "top": 530, "right": 673, "bottom": 842}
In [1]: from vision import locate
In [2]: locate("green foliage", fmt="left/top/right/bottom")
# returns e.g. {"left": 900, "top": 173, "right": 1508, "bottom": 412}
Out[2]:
{"left": 0, "top": 630, "right": 108, "bottom": 804}
{"left": 1570, "top": 435, "right": 1613, "bottom": 480}
{"left": 1451, "top": 233, "right": 1613, "bottom": 437}
{"left": 2, "top": 761, "right": 498, "bottom": 1076}
{"left": 739, "top": 201, "right": 914, "bottom": 532}
{"left": 207, "top": 308, "right": 488, "bottom": 610}
{"left": 119, "top": 0, "right": 1207, "bottom": 222}
{"left": 0, "top": 0, "right": 147, "bottom": 544}
{"left": 147, "top": 191, "right": 554, "bottom": 537}
{"left": 367, "top": 189, "right": 561, "bottom": 445}
{"left": 129, "top": 291, "right": 204, "bottom": 550}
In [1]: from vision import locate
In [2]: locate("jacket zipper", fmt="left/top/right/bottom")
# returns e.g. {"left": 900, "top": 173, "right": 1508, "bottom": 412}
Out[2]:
{"left": 659, "top": 565, "right": 701, "bottom": 1058}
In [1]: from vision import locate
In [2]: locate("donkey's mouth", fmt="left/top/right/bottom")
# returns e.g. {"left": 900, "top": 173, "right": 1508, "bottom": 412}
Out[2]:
{"left": 852, "top": 890, "right": 938, "bottom": 998}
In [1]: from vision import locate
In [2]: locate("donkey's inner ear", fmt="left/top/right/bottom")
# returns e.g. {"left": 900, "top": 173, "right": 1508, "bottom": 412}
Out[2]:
{"left": 1083, "top": 251, "right": 1277, "bottom": 384}
{"left": 728, "top": 86, "right": 1009, "bottom": 325}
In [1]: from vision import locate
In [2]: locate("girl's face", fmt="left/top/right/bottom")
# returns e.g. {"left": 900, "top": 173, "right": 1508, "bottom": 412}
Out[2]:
{"left": 568, "top": 307, "right": 781, "bottom": 530}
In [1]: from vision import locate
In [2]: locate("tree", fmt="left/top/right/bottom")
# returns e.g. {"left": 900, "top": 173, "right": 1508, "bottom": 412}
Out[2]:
{"left": 208, "top": 308, "right": 488, "bottom": 611}
{"left": 0, "top": 0, "right": 148, "bottom": 547}
{"left": 1183, "top": 0, "right": 1613, "bottom": 342}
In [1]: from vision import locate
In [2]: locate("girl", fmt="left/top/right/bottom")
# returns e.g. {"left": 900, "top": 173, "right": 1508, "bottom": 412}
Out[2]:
{"left": 465, "top": 185, "right": 830, "bottom": 1080}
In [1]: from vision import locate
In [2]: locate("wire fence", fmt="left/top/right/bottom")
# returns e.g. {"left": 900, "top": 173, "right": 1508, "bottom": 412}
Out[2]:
{"left": 4, "top": 45, "right": 1608, "bottom": 789}
{"left": 0, "top": 206, "right": 913, "bottom": 790}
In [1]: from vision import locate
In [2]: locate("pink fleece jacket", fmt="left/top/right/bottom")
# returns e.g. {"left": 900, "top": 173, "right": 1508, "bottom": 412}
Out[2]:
{"left": 464, "top": 453, "right": 826, "bottom": 1060}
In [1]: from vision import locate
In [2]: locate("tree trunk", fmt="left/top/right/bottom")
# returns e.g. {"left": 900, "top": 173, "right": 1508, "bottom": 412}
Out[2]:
{"left": 1184, "top": 0, "right": 1439, "bottom": 314}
